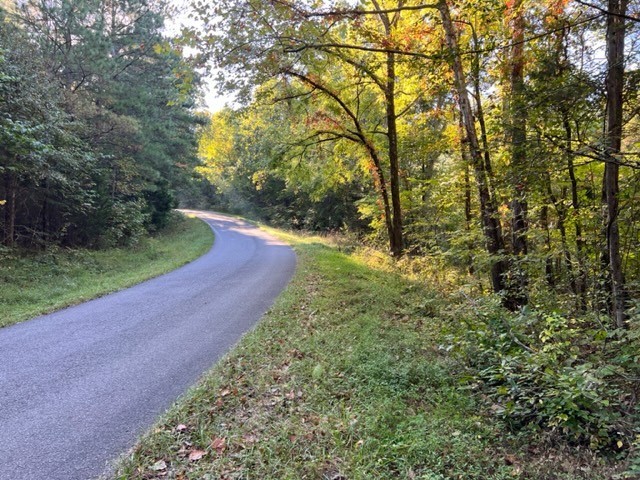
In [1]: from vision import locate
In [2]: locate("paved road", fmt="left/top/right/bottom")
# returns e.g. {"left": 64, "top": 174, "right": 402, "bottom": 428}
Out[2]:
{"left": 0, "top": 211, "right": 296, "bottom": 480}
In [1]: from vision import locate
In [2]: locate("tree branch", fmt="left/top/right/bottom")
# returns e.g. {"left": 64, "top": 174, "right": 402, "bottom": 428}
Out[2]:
{"left": 271, "top": 0, "right": 439, "bottom": 17}
{"left": 574, "top": 0, "right": 639, "bottom": 22}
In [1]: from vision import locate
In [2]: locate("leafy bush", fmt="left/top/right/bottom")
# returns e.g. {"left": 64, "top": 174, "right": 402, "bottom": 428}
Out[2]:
{"left": 442, "top": 299, "right": 635, "bottom": 450}
{"left": 100, "top": 200, "right": 150, "bottom": 247}
{"left": 145, "top": 181, "right": 177, "bottom": 231}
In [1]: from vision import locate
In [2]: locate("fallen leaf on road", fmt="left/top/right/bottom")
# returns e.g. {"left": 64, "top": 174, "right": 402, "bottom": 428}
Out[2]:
{"left": 188, "top": 449, "right": 206, "bottom": 461}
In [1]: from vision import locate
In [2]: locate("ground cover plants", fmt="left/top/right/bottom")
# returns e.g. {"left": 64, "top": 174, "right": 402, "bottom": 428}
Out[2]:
{"left": 114, "top": 228, "right": 626, "bottom": 480}
{"left": 0, "top": 213, "right": 213, "bottom": 328}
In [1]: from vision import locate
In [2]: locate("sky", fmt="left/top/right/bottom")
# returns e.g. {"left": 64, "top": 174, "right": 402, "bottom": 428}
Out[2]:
{"left": 201, "top": 77, "right": 235, "bottom": 112}
{"left": 166, "top": 0, "right": 232, "bottom": 112}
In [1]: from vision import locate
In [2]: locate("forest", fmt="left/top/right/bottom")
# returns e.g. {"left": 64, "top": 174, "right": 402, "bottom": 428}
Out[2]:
{"left": 2, "top": 0, "right": 640, "bottom": 475}
{"left": 192, "top": 0, "right": 640, "bottom": 463}
{"left": 0, "top": 0, "right": 202, "bottom": 249}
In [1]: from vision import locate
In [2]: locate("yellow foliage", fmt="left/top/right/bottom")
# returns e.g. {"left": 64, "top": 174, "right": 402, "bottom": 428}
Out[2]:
{"left": 196, "top": 111, "right": 235, "bottom": 184}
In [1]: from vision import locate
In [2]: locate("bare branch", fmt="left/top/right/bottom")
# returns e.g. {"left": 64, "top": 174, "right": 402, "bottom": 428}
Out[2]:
{"left": 574, "top": 0, "right": 639, "bottom": 22}
{"left": 271, "top": 0, "right": 439, "bottom": 17}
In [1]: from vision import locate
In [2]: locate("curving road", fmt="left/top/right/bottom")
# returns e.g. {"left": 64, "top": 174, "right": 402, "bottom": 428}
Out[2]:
{"left": 0, "top": 211, "right": 296, "bottom": 480}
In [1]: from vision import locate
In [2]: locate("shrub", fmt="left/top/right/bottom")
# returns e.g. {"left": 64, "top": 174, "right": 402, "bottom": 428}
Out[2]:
{"left": 100, "top": 199, "right": 149, "bottom": 247}
{"left": 442, "top": 299, "right": 633, "bottom": 449}
{"left": 144, "top": 181, "right": 177, "bottom": 231}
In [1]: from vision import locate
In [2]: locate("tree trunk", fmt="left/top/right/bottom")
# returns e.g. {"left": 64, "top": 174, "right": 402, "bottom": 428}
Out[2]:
{"left": 439, "top": 0, "right": 510, "bottom": 301}
{"left": 364, "top": 140, "right": 397, "bottom": 256}
{"left": 470, "top": 27, "right": 494, "bottom": 182}
{"left": 3, "top": 171, "right": 16, "bottom": 247}
{"left": 386, "top": 50, "right": 404, "bottom": 256}
{"left": 374, "top": 2, "right": 404, "bottom": 256}
{"left": 562, "top": 111, "right": 587, "bottom": 310}
{"left": 604, "top": 0, "right": 627, "bottom": 328}
{"left": 463, "top": 146, "right": 475, "bottom": 276}
{"left": 540, "top": 204, "right": 555, "bottom": 287}
{"left": 508, "top": 0, "right": 528, "bottom": 258}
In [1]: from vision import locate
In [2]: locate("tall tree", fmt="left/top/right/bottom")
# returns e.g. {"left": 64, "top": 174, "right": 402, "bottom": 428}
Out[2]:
{"left": 437, "top": 0, "right": 511, "bottom": 302}
{"left": 192, "top": 0, "right": 422, "bottom": 255}
{"left": 603, "top": 0, "right": 627, "bottom": 327}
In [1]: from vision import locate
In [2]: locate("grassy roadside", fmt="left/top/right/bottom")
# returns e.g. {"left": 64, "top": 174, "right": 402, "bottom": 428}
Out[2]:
{"left": 114, "top": 228, "right": 617, "bottom": 480}
{"left": 0, "top": 213, "right": 213, "bottom": 328}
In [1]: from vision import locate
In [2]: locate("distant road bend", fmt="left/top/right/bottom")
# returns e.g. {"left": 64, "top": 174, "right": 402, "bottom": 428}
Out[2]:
{"left": 0, "top": 210, "right": 296, "bottom": 480}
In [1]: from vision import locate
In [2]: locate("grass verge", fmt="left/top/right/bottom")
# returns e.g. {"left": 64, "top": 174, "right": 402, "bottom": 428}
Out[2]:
{"left": 0, "top": 213, "right": 214, "bottom": 328}
{"left": 114, "top": 228, "right": 619, "bottom": 480}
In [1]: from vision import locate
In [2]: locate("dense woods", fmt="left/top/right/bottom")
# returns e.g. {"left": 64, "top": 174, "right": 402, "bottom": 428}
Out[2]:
{"left": 0, "top": 0, "right": 201, "bottom": 248}
{"left": 192, "top": 0, "right": 640, "bottom": 459}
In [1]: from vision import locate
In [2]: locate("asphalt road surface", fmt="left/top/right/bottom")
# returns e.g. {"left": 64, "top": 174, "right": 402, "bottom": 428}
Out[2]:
{"left": 0, "top": 211, "right": 296, "bottom": 480}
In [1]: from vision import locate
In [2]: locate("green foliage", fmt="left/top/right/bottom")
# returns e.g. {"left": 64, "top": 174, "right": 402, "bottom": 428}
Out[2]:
{"left": 101, "top": 200, "right": 149, "bottom": 247}
{"left": 145, "top": 181, "right": 177, "bottom": 230}
{"left": 0, "top": 0, "right": 201, "bottom": 248}
{"left": 442, "top": 300, "right": 636, "bottom": 449}
{"left": 196, "top": 104, "right": 368, "bottom": 231}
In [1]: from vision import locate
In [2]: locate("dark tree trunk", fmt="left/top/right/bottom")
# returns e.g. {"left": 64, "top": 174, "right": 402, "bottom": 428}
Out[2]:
{"left": 508, "top": 0, "right": 528, "bottom": 259}
{"left": 364, "top": 140, "right": 396, "bottom": 256}
{"left": 459, "top": 119, "right": 476, "bottom": 275}
{"left": 439, "top": 0, "right": 511, "bottom": 303}
{"left": 470, "top": 27, "right": 494, "bottom": 182}
{"left": 540, "top": 204, "right": 555, "bottom": 287}
{"left": 385, "top": 50, "right": 404, "bottom": 256}
{"left": 604, "top": 0, "right": 627, "bottom": 328}
{"left": 562, "top": 111, "right": 587, "bottom": 310}
{"left": 3, "top": 171, "right": 16, "bottom": 247}
{"left": 374, "top": 3, "right": 404, "bottom": 257}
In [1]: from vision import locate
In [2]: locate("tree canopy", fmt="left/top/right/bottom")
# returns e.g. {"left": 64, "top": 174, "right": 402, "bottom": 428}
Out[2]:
{"left": 0, "top": 0, "right": 202, "bottom": 247}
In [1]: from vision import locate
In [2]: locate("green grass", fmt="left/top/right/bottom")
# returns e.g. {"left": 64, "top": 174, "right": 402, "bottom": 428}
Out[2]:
{"left": 0, "top": 213, "right": 214, "bottom": 328}
{"left": 113, "top": 228, "right": 618, "bottom": 480}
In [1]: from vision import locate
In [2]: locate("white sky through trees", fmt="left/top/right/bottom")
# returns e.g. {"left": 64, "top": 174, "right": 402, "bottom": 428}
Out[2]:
{"left": 166, "top": 0, "right": 232, "bottom": 112}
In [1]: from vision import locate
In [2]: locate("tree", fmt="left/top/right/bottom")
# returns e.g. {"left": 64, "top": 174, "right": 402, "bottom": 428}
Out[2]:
{"left": 0, "top": 0, "right": 201, "bottom": 248}
{"left": 437, "top": 0, "right": 511, "bottom": 301}
{"left": 191, "top": 0, "right": 431, "bottom": 255}
{"left": 603, "top": 0, "right": 627, "bottom": 327}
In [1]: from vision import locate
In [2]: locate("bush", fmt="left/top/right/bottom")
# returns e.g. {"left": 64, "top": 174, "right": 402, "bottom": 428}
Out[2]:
{"left": 442, "top": 299, "right": 634, "bottom": 450}
{"left": 100, "top": 199, "right": 149, "bottom": 247}
{"left": 144, "top": 181, "right": 177, "bottom": 231}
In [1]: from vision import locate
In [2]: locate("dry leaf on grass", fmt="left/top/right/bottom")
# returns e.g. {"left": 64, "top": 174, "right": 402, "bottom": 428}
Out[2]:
{"left": 150, "top": 460, "right": 167, "bottom": 471}
{"left": 211, "top": 437, "right": 226, "bottom": 454}
{"left": 188, "top": 449, "right": 206, "bottom": 461}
